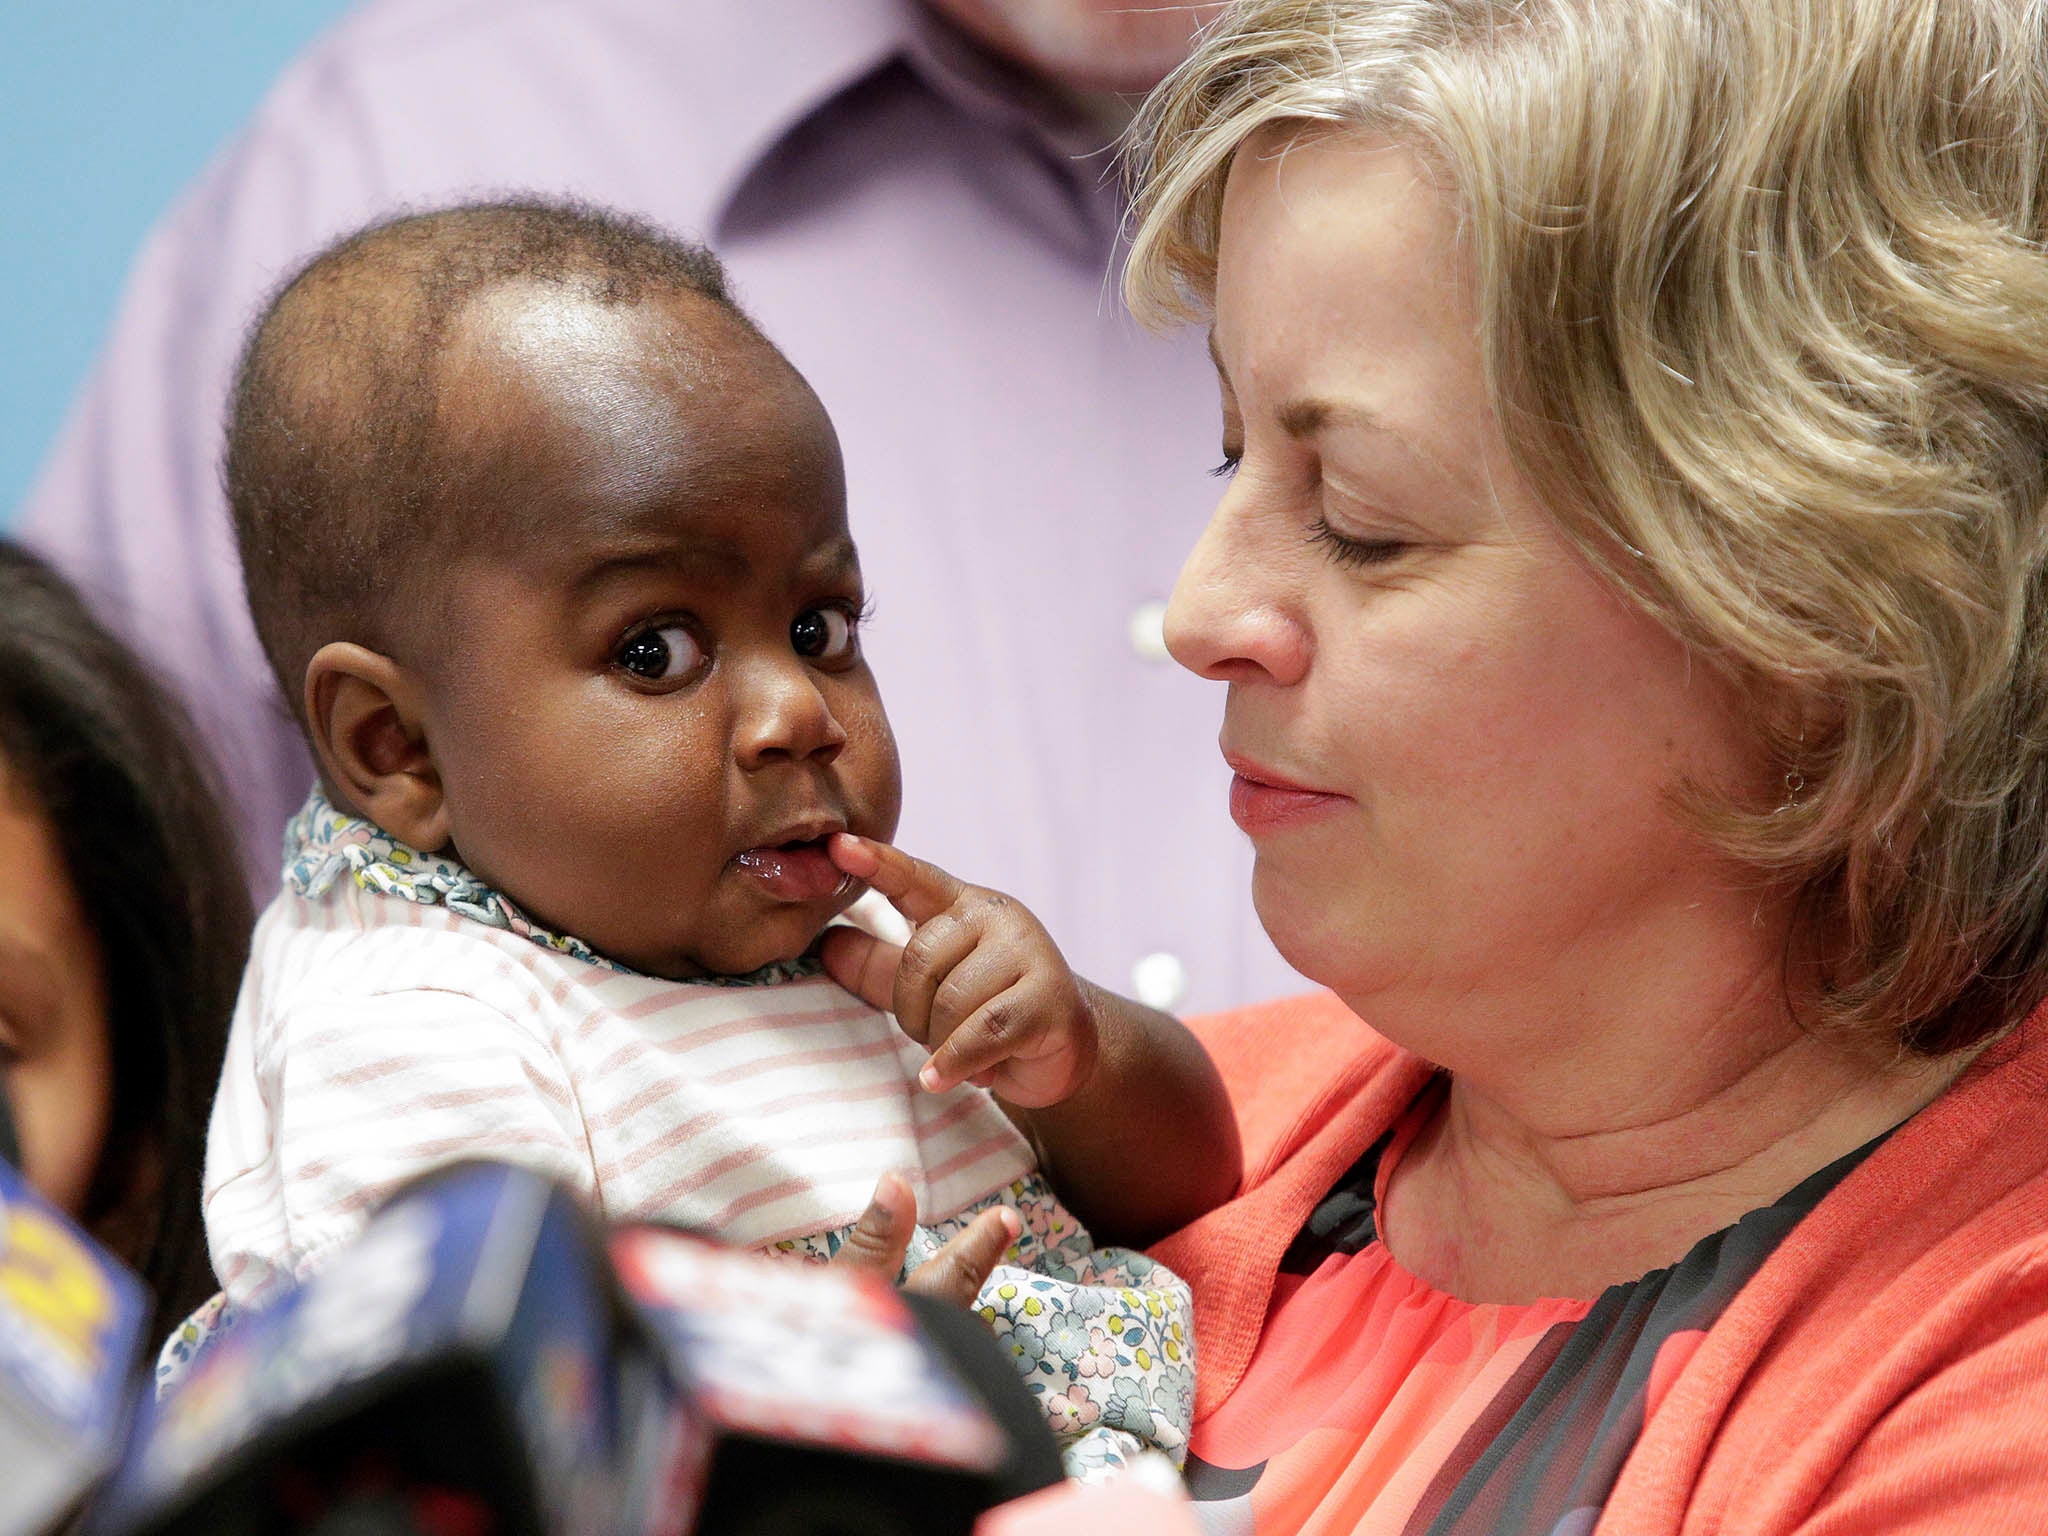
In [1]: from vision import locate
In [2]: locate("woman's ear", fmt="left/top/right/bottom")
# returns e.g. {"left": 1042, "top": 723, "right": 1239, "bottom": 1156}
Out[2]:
{"left": 304, "top": 642, "right": 451, "bottom": 851}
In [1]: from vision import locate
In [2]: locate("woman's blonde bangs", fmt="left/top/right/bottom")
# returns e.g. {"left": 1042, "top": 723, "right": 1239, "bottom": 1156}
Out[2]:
{"left": 1125, "top": 0, "right": 2048, "bottom": 1055}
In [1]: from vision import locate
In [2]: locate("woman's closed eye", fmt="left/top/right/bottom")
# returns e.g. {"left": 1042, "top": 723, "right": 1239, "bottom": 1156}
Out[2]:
{"left": 616, "top": 622, "right": 707, "bottom": 682}
{"left": 1308, "top": 514, "right": 1407, "bottom": 569}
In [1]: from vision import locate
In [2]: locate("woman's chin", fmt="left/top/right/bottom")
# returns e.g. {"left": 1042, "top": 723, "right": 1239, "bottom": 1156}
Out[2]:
{"left": 1250, "top": 864, "right": 1378, "bottom": 995}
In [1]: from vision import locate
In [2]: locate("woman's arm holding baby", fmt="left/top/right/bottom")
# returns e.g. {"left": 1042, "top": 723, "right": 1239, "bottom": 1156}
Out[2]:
{"left": 822, "top": 836, "right": 1242, "bottom": 1247}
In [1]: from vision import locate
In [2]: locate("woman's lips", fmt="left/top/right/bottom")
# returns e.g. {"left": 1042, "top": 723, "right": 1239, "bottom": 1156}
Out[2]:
{"left": 732, "top": 840, "right": 849, "bottom": 903}
{"left": 1225, "top": 756, "right": 1348, "bottom": 836}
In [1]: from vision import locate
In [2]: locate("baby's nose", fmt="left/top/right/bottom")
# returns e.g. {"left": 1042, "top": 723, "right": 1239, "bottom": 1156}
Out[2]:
{"left": 734, "top": 663, "right": 848, "bottom": 769}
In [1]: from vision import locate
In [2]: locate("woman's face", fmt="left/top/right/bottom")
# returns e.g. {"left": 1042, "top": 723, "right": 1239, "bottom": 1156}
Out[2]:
{"left": 0, "top": 756, "right": 112, "bottom": 1215}
{"left": 1168, "top": 130, "right": 1777, "bottom": 1037}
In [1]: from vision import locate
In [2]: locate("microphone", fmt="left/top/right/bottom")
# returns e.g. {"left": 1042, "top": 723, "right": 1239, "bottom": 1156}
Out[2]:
{"left": 103, "top": 1160, "right": 1063, "bottom": 1536}
{"left": 610, "top": 1225, "right": 1060, "bottom": 1536}
{"left": 0, "top": 1096, "right": 152, "bottom": 1536}
{"left": 95, "top": 1160, "right": 660, "bottom": 1536}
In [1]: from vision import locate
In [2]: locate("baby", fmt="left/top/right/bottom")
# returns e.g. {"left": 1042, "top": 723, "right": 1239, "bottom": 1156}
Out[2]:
{"left": 198, "top": 201, "right": 1238, "bottom": 1475}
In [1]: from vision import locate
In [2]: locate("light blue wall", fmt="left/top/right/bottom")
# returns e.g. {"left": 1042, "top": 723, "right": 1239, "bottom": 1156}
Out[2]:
{"left": 4, "top": 0, "right": 354, "bottom": 526}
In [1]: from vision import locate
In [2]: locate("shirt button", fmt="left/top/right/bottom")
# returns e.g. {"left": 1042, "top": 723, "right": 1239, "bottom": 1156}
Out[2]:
{"left": 1130, "top": 951, "right": 1188, "bottom": 1012}
{"left": 1127, "top": 600, "right": 1172, "bottom": 662}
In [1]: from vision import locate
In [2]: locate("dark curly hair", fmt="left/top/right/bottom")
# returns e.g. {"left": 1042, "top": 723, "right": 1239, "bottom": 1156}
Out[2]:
{"left": 0, "top": 542, "right": 250, "bottom": 1343}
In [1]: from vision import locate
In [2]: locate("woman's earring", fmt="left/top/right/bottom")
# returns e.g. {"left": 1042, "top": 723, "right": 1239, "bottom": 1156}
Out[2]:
{"left": 1775, "top": 725, "right": 1807, "bottom": 815}
{"left": 1776, "top": 767, "right": 1806, "bottom": 814}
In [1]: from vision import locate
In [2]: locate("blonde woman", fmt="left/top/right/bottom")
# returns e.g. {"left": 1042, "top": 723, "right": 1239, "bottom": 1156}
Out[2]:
{"left": 1128, "top": 2, "right": 2048, "bottom": 1531}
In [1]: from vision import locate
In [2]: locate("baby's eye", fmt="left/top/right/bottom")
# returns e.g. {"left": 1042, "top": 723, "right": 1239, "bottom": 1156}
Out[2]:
{"left": 791, "top": 605, "right": 857, "bottom": 661}
{"left": 616, "top": 624, "right": 705, "bottom": 682}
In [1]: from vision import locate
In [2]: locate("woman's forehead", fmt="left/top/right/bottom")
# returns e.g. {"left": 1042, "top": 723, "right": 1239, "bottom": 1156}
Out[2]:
{"left": 1213, "top": 133, "right": 1495, "bottom": 493}
{"left": 1216, "top": 132, "right": 1464, "bottom": 354}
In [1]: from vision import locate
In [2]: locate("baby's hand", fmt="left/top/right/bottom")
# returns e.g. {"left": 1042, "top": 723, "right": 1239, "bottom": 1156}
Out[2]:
{"left": 833, "top": 1171, "right": 1021, "bottom": 1309}
{"left": 821, "top": 835, "right": 1099, "bottom": 1108}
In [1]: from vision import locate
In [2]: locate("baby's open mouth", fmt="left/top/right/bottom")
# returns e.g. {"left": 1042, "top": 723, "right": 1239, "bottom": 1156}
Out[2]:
{"left": 732, "top": 837, "right": 849, "bottom": 903}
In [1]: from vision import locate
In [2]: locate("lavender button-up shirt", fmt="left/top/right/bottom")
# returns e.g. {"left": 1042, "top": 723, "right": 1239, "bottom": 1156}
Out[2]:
{"left": 18, "top": 0, "right": 1302, "bottom": 1013}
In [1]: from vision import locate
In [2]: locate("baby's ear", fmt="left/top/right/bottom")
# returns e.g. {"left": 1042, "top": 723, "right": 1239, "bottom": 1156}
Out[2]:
{"left": 304, "top": 642, "right": 450, "bottom": 851}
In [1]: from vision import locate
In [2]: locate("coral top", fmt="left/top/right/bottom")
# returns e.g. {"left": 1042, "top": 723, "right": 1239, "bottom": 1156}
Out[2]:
{"left": 1155, "top": 992, "right": 2048, "bottom": 1535}
{"left": 1186, "top": 1080, "right": 1594, "bottom": 1535}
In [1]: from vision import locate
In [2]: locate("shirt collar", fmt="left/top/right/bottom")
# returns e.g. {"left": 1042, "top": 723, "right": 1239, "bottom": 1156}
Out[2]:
{"left": 693, "top": 0, "right": 921, "bottom": 234}
{"left": 700, "top": 0, "right": 1134, "bottom": 239}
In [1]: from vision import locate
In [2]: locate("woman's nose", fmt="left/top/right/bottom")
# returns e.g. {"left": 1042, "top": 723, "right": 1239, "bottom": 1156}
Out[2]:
{"left": 1164, "top": 498, "right": 1312, "bottom": 687}
{"left": 734, "top": 658, "right": 848, "bottom": 770}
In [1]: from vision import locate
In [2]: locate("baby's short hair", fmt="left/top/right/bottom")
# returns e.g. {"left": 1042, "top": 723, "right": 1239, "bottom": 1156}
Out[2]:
{"left": 225, "top": 197, "right": 751, "bottom": 720}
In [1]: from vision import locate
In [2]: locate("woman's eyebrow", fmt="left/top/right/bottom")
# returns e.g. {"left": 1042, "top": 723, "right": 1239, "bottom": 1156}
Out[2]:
{"left": 1206, "top": 329, "right": 1397, "bottom": 441}
{"left": 1207, "top": 328, "right": 1462, "bottom": 486}
{"left": 1283, "top": 393, "right": 1471, "bottom": 493}
{"left": 1275, "top": 396, "right": 1389, "bottom": 439}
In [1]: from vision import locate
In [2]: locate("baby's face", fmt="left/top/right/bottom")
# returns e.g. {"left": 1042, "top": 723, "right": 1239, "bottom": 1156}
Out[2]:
{"left": 413, "top": 283, "right": 901, "bottom": 978}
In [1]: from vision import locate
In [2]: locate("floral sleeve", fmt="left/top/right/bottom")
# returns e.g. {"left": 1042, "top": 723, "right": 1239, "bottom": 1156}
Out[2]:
{"left": 900, "top": 1176, "right": 1196, "bottom": 1482}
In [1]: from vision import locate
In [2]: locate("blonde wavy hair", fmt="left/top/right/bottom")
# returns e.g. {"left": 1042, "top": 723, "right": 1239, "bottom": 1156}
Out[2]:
{"left": 1126, "top": 0, "right": 2048, "bottom": 1056}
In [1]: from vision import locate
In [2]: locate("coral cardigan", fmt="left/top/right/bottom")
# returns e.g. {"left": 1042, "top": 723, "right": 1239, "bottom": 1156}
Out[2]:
{"left": 1154, "top": 991, "right": 2048, "bottom": 1534}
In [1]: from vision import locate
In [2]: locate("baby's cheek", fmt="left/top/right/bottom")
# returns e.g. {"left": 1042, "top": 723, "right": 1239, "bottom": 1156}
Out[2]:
{"left": 842, "top": 710, "right": 902, "bottom": 841}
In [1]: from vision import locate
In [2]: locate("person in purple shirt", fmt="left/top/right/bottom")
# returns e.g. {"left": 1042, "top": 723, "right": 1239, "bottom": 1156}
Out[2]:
{"left": 17, "top": 0, "right": 1302, "bottom": 1016}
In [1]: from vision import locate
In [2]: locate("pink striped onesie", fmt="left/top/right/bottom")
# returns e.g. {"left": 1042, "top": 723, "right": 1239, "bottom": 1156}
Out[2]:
{"left": 202, "top": 794, "right": 1193, "bottom": 1476}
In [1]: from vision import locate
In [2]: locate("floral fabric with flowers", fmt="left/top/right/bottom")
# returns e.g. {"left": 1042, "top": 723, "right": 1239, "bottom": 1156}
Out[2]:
{"left": 771, "top": 1174, "right": 1195, "bottom": 1479}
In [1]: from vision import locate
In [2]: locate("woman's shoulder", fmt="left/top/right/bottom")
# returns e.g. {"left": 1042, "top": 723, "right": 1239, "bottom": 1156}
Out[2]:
{"left": 1599, "top": 1018, "right": 2048, "bottom": 1529}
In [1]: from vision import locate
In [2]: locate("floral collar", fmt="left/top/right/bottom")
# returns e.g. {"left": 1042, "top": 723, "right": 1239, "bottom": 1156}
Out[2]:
{"left": 282, "top": 791, "right": 823, "bottom": 987}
